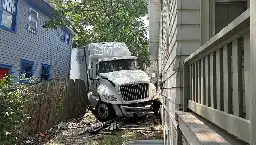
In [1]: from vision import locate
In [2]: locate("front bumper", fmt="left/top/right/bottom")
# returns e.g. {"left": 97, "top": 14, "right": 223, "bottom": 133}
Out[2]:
{"left": 112, "top": 100, "right": 157, "bottom": 117}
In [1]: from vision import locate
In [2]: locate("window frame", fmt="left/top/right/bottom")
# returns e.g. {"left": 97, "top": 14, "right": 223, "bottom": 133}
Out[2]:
{"left": 20, "top": 59, "right": 34, "bottom": 82}
{"left": 28, "top": 7, "right": 38, "bottom": 34}
{"left": 0, "top": 0, "right": 18, "bottom": 32}
{"left": 40, "top": 63, "right": 51, "bottom": 81}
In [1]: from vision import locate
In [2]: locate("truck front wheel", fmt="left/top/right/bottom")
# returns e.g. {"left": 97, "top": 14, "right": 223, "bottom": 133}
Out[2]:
{"left": 95, "top": 102, "right": 115, "bottom": 122}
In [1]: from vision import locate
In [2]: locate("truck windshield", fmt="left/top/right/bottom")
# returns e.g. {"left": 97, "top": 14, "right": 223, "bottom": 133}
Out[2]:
{"left": 99, "top": 59, "right": 137, "bottom": 73}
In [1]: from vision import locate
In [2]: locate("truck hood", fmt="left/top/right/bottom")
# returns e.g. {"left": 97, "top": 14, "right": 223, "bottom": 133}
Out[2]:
{"left": 99, "top": 70, "right": 150, "bottom": 85}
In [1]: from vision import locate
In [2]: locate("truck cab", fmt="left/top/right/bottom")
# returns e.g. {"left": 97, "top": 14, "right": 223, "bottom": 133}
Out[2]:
{"left": 70, "top": 42, "right": 160, "bottom": 121}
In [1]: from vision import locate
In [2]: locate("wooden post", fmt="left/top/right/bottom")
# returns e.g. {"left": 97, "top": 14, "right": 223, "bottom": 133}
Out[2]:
{"left": 210, "top": 52, "right": 217, "bottom": 109}
{"left": 244, "top": 34, "right": 250, "bottom": 120}
{"left": 223, "top": 45, "right": 232, "bottom": 114}
{"left": 201, "top": 59, "right": 205, "bottom": 105}
{"left": 250, "top": 0, "right": 256, "bottom": 144}
{"left": 216, "top": 49, "right": 222, "bottom": 110}
{"left": 232, "top": 39, "right": 243, "bottom": 117}
{"left": 205, "top": 56, "right": 210, "bottom": 107}
{"left": 183, "top": 62, "right": 190, "bottom": 111}
{"left": 198, "top": 61, "right": 201, "bottom": 104}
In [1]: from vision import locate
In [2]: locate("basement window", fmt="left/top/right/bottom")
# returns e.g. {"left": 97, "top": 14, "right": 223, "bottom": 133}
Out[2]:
{"left": 20, "top": 59, "right": 34, "bottom": 82}
{"left": 41, "top": 64, "right": 51, "bottom": 81}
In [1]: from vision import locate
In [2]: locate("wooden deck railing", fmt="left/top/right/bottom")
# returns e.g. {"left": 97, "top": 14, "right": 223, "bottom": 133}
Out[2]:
{"left": 183, "top": 9, "right": 250, "bottom": 143}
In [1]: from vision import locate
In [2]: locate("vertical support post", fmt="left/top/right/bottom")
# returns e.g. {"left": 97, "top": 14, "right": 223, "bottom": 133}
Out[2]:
{"left": 198, "top": 61, "right": 201, "bottom": 104}
{"left": 195, "top": 62, "right": 198, "bottom": 103}
{"left": 216, "top": 49, "right": 221, "bottom": 110}
{"left": 201, "top": 59, "right": 205, "bottom": 105}
{"left": 205, "top": 55, "right": 210, "bottom": 107}
{"left": 210, "top": 52, "right": 217, "bottom": 108}
{"left": 203, "top": 58, "right": 206, "bottom": 105}
{"left": 250, "top": 0, "right": 256, "bottom": 143}
{"left": 244, "top": 34, "right": 250, "bottom": 120}
{"left": 223, "top": 45, "right": 232, "bottom": 114}
{"left": 190, "top": 64, "right": 192, "bottom": 101}
{"left": 192, "top": 63, "right": 195, "bottom": 101}
{"left": 232, "top": 39, "right": 243, "bottom": 117}
{"left": 200, "top": 0, "right": 211, "bottom": 45}
{"left": 183, "top": 62, "right": 190, "bottom": 111}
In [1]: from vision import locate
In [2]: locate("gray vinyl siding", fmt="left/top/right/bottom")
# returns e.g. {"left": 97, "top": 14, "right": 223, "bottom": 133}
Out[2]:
{"left": 0, "top": 0, "right": 71, "bottom": 79}
{"left": 159, "top": 0, "right": 200, "bottom": 144}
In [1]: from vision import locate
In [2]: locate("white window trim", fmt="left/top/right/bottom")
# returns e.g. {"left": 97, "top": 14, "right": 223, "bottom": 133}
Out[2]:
{"left": 28, "top": 8, "right": 38, "bottom": 33}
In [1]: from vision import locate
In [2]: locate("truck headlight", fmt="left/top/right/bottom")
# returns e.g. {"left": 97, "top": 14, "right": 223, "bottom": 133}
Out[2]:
{"left": 103, "top": 94, "right": 117, "bottom": 101}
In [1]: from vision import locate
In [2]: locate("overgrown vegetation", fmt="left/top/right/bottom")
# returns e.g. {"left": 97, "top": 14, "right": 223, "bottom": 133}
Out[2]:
{"left": 0, "top": 76, "right": 31, "bottom": 144}
{"left": 0, "top": 76, "right": 88, "bottom": 144}
{"left": 44, "top": 0, "right": 150, "bottom": 69}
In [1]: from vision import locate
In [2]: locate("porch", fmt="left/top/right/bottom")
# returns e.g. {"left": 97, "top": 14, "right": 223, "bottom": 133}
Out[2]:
{"left": 162, "top": 2, "right": 256, "bottom": 144}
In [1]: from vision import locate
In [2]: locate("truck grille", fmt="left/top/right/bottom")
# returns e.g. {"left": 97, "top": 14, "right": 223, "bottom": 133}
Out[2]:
{"left": 119, "top": 83, "right": 149, "bottom": 101}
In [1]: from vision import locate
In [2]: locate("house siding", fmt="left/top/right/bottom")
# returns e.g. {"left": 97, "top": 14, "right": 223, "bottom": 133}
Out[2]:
{"left": 149, "top": 0, "right": 161, "bottom": 61}
{"left": 0, "top": 0, "right": 71, "bottom": 79}
{"left": 159, "top": 0, "right": 200, "bottom": 144}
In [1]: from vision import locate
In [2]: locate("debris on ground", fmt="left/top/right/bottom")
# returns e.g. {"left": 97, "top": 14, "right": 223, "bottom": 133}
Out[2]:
{"left": 22, "top": 111, "right": 163, "bottom": 145}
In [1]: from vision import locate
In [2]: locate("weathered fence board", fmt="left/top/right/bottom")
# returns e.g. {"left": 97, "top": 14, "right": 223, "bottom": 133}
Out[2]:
{"left": 24, "top": 79, "right": 88, "bottom": 135}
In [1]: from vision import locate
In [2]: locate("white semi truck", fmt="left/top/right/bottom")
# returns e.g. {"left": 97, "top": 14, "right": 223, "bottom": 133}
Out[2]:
{"left": 70, "top": 42, "right": 160, "bottom": 121}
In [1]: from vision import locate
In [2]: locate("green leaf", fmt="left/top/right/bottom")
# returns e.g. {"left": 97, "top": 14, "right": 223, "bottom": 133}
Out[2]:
{"left": 44, "top": 0, "right": 149, "bottom": 69}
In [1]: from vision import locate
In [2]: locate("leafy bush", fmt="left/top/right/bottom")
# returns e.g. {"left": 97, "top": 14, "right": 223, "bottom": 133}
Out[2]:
{"left": 0, "top": 76, "right": 33, "bottom": 144}
{"left": 0, "top": 75, "right": 88, "bottom": 144}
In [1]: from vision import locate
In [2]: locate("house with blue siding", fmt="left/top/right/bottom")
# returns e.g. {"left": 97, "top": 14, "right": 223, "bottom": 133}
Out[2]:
{"left": 0, "top": 0, "right": 75, "bottom": 81}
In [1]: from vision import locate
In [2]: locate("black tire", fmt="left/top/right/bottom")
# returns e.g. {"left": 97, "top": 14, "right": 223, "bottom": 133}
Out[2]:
{"left": 152, "top": 100, "right": 161, "bottom": 117}
{"left": 95, "top": 102, "right": 115, "bottom": 122}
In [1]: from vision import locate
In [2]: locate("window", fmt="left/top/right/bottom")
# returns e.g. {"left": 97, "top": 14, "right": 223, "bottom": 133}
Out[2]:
{"left": 20, "top": 59, "right": 33, "bottom": 80}
{"left": 99, "top": 59, "right": 137, "bottom": 73}
{"left": 0, "top": 64, "right": 12, "bottom": 80}
{"left": 60, "top": 30, "right": 71, "bottom": 45}
{"left": 28, "top": 8, "right": 38, "bottom": 34}
{"left": 0, "top": 0, "right": 17, "bottom": 31}
{"left": 41, "top": 64, "right": 51, "bottom": 81}
{"left": 65, "top": 33, "right": 70, "bottom": 44}
{"left": 215, "top": 1, "right": 247, "bottom": 34}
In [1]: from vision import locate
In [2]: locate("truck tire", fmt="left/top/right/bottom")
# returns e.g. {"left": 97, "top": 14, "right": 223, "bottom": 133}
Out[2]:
{"left": 95, "top": 102, "right": 115, "bottom": 122}
{"left": 152, "top": 100, "right": 161, "bottom": 117}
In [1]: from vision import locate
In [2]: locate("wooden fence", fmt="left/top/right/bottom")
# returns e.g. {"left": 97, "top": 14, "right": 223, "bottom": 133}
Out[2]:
{"left": 24, "top": 79, "right": 88, "bottom": 135}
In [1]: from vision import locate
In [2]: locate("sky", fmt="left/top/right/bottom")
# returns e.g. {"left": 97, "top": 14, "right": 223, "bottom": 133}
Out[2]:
{"left": 142, "top": 15, "right": 149, "bottom": 39}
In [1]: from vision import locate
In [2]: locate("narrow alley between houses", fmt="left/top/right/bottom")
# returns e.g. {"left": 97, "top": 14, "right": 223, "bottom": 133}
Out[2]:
{"left": 23, "top": 111, "right": 163, "bottom": 145}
